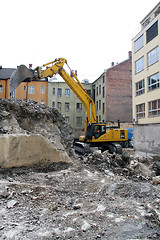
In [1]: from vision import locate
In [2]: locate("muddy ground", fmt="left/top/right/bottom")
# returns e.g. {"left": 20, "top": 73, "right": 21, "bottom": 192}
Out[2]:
{"left": 0, "top": 154, "right": 160, "bottom": 240}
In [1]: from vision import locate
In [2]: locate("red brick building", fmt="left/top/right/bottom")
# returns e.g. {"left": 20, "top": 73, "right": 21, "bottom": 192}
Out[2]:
{"left": 105, "top": 52, "right": 132, "bottom": 123}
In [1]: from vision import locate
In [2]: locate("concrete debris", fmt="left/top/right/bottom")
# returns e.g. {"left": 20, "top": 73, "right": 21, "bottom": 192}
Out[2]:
{"left": 0, "top": 99, "right": 160, "bottom": 239}
{"left": 7, "top": 199, "right": 18, "bottom": 208}
{"left": 0, "top": 99, "right": 74, "bottom": 167}
{"left": 152, "top": 176, "right": 160, "bottom": 185}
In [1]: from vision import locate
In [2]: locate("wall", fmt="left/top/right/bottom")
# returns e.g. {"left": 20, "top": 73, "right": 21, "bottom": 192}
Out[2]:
{"left": 15, "top": 81, "right": 48, "bottom": 105}
{"left": 132, "top": 5, "right": 160, "bottom": 124}
{"left": 92, "top": 73, "right": 106, "bottom": 122}
{"left": 133, "top": 123, "right": 160, "bottom": 156}
{"left": 0, "top": 79, "right": 10, "bottom": 99}
{"left": 48, "top": 81, "right": 92, "bottom": 130}
{"left": 105, "top": 55, "right": 132, "bottom": 123}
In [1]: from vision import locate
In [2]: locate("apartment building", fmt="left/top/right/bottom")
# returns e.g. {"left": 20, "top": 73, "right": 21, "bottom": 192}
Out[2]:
{"left": 132, "top": 2, "right": 160, "bottom": 155}
{"left": 48, "top": 80, "right": 92, "bottom": 132}
{"left": 13, "top": 80, "right": 48, "bottom": 105}
{"left": 0, "top": 66, "right": 48, "bottom": 104}
{"left": 93, "top": 52, "right": 132, "bottom": 127}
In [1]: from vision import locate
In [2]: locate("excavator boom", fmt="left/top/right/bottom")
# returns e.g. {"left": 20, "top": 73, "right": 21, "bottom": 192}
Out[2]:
{"left": 10, "top": 58, "right": 97, "bottom": 124}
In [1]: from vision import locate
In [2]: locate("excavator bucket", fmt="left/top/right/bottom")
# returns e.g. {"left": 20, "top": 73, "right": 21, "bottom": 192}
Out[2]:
{"left": 10, "top": 65, "right": 34, "bottom": 93}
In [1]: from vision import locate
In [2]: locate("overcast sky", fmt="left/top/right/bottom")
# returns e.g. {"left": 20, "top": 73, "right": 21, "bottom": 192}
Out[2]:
{"left": 0, "top": 0, "right": 159, "bottom": 82}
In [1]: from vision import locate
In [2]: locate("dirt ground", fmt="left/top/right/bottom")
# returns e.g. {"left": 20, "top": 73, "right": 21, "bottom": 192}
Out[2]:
{"left": 0, "top": 99, "right": 160, "bottom": 239}
{"left": 0, "top": 155, "right": 160, "bottom": 240}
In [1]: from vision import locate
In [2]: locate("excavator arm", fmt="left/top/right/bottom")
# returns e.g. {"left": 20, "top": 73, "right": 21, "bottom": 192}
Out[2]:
{"left": 35, "top": 58, "right": 97, "bottom": 124}
{"left": 10, "top": 58, "right": 97, "bottom": 125}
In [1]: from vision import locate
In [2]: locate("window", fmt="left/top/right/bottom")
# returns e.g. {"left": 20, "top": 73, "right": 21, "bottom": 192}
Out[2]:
{"left": 146, "top": 21, "right": 158, "bottom": 43}
{"left": 99, "top": 100, "right": 101, "bottom": 110}
{"left": 41, "top": 100, "right": 44, "bottom": 104}
{"left": 147, "top": 46, "right": 159, "bottom": 66}
{"left": 99, "top": 115, "right": 101, "bottom": 122}
{"left": 155, "top": 7, "right": 160, "bottom": 17}
{"left": 65, "top": 102, "right": 69, "bottom": 112}
{"left": 52, "top": 101, "right": 55, "bottom": 107}
{"left": 96, "top": 101, "right": 98, "bottom": 111}
{"left": 76, "top": 117, "right": 82, "bottom": 126}
{"left": 65, "top": 116, "right": 69, "bottom": 122}
{"left": 103, "top": 75, "right": 105, "bottom": 83}
{"left": 0, "top": 85, "right": 2, "bottom": 93}
{"left": 10, "top": 90, "right": 15, "bottom": 98}
{"left": 96, "top": 87, "right": 98, "bottom": 96}
{"left": 77, "top": 103, "right": 82, "bottom": 111}
{"left": 103, "top": 87, "right": 105, "bottom": 98}
{"left": 136, "top": 103, "right": 145, "bottom": 118}
{"left": 29, "top": 86, "right": 34, "bottom": 94}
{"left": 135, "top": 56, "right": 144, "bottom": 74}
{"left": 134, "top": 34, "right": 144, "bottom": 53}
{"left": 65, "top": 89, "right": 70, "bottom": 97}
{"left": 57, "top": 88, "right": 62, "bottom": 97}
{"left": 136, "top": 79, "right": 145, "bottom": 96}
{"left": 99, "top": 85, "right": 101, "bottom": 95}
{"left": 87, "top": 89, "right": 91, "bottom": 96}
{"left": 149, "top": 99, "right": 160, "bottom": 117}
{"left": 53, "top": 88, "right": 55, "bottom": 95}
{"left": 102, "top": 102, "right": 105, "bottom": 114}
{"left": 148, "top": 72, "right": 159, "bottom": 91}
{"left": 24, "top": 85, "right": 27, "bottom": 91}
{"left": 41, "top": 86, "right": 45, "bottom": 94}
{"left": 57, "top": 102, "right": 61, "bottom": 111}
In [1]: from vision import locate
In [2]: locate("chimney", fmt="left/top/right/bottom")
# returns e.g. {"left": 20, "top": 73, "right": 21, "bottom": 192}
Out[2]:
{"left": 29, "top": 64, "right": 32, "bottom": 69}
{"left": 128, "top": 51, "right": 132, "bottom": 59}
{"left": 111, "top": 62, "right": 114, "bottom": 67}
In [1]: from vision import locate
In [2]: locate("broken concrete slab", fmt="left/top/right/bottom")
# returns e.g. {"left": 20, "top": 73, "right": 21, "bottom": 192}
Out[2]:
{"left": 0, "top": 99, "right": 74, "bottom": 168}
{"left": 0, "top": 134, "right": 72, "bottom": 168}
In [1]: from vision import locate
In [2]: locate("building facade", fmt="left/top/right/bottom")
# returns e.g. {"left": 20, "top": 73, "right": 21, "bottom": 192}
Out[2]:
{"left": 92, "top": 73, "right": 106, "bottom": 123}
{"left": 0, "top": 67, "right": 15, "bottom": 99}
{"left": 0, "top": 66, "right": 48, "bottom": 105}
{"left": 48, "top": 80, "right": 92, "bottom": 132}
{"left": 105, "top": 52, "right": 132, "bottom": 124}
{"left": 93, "top": 52, "right": 132, "bottom": 127}
{"left": 132, "top": 2, "right": 160, "bottom": 155}
{"left": 13, "top": 80, "right": 48, "bottom": 105}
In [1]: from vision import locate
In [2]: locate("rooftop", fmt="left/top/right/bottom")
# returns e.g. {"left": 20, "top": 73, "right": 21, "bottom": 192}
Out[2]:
{"left": 0, "top": 67, "right": 16, "bottom": 80}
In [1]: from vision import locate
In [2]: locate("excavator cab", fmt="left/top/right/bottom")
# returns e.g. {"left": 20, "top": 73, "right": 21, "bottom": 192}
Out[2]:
{"left": 85, "top": 123, "right": 106, "bottom": 140}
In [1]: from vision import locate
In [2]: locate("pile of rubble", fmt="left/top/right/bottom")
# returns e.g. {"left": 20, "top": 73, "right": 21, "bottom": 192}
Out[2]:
{"left": 0, "top": 99, "right": 74, "bottom": 168}
{"left": 0, "top": 152, "right": 160, "bottom": 239}
{"left": 81, "top": 149, "right": 160, "bottom": 183}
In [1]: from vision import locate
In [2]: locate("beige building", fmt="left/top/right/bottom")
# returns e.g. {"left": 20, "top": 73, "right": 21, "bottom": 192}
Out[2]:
{"left": 132, "top": 2, "right": 160, "bottom": 155}
{"left": 48, "top": 80, "right": 92, "bottom": 134}
{"left": 92, "top": 72, "right": 106, "bottom": 123}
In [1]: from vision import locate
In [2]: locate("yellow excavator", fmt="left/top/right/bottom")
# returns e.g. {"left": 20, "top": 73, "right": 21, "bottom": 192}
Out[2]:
{"left": 10, "top": 58, "right": 128, "bottom": 154}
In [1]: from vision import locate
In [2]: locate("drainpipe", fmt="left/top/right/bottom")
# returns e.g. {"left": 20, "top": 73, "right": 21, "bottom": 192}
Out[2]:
{"left": 26, "top": 82, "right": 29, "bottom": 102}
{"left": 5, "top": 79, "right": 7, "bottom": 98}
